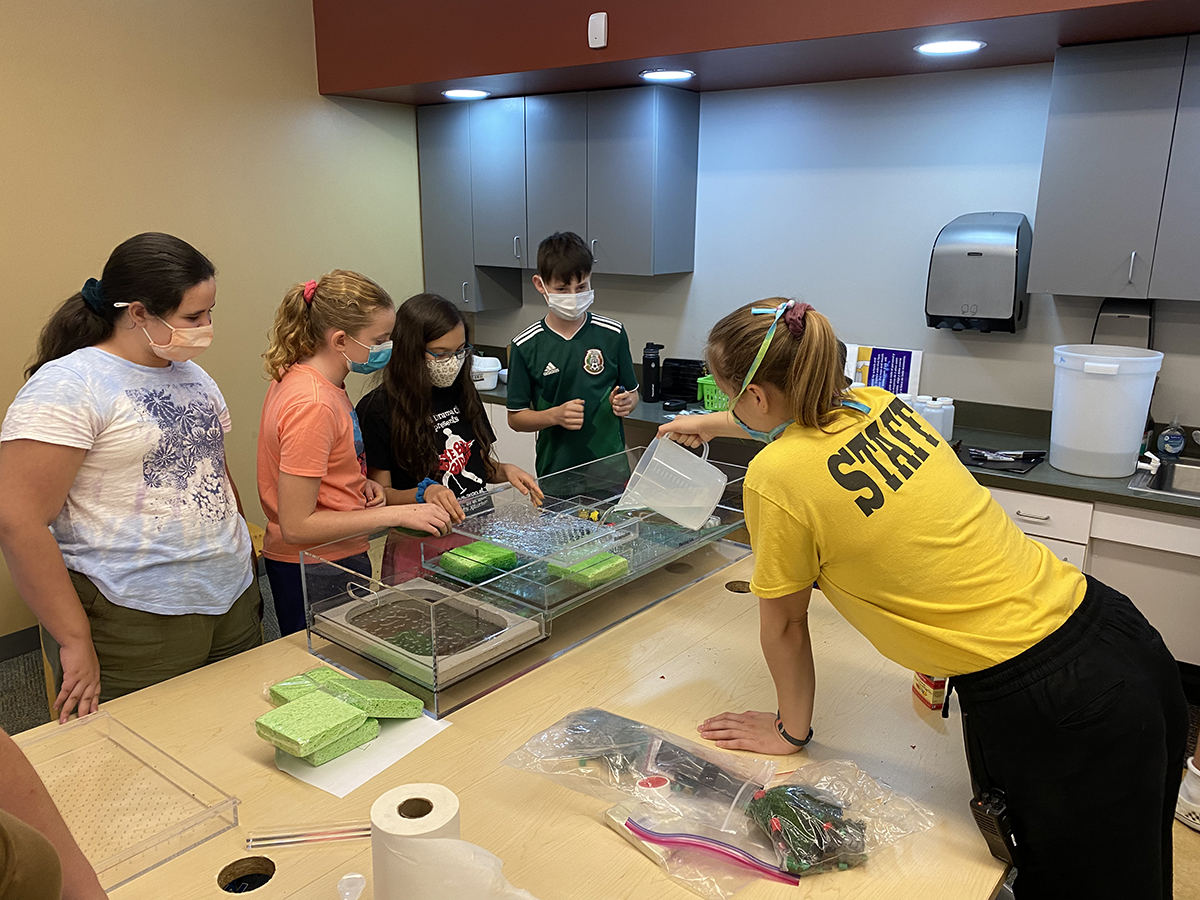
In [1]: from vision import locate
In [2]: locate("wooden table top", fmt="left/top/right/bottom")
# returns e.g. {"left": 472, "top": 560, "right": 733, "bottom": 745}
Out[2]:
{"left": 29, "top": 556, "right": 1007, "bottom": 899}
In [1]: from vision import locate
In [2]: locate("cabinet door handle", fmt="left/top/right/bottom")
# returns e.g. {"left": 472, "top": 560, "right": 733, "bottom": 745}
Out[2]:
{"left": 1127, "top": 251, "right": 1137, "bottom": 284}
{"left": 1015, "top": 510, "right": 1050, "bottom": 521}
{"left": 461, "top": 281, "right": 469, "bottom": 304}
{"left": 590, "top": 239, "right": 598, "bottom": 263}
{"left": 514, "top": 236, "right": 521, "bottom": 260}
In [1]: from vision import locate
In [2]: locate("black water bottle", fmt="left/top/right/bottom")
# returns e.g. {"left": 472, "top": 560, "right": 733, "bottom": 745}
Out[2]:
{"left": 643, "top": 343, "right": 665, "bottom": 403}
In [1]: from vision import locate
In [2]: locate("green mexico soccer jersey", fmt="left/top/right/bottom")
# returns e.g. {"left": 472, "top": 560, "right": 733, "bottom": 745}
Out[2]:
{"left": 506, "top": 313, "right": 639, "bottom": 477}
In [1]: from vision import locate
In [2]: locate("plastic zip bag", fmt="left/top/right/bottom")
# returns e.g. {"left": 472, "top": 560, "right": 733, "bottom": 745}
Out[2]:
{"left": 747, "top": 758, "right": 936, "bottom": 876}
{"left": 503, "top": 708, "right": 776, "bottom": 832}
{"left": 606, "top": 800, "right": 798, "bottom": 900}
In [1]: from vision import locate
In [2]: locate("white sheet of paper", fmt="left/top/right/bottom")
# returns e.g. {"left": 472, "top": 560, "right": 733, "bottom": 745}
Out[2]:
{"left": 275, "top": 713, "right": 452, "bottom": 799}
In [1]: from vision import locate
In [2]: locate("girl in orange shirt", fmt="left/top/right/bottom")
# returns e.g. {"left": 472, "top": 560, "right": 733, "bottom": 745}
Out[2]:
{"left": 257, "top": 271, "right": 449, "bottom": 634}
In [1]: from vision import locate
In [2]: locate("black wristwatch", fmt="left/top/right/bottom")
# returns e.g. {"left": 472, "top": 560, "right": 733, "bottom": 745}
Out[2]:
{"left": 776, "top": 711, "right": 814, "bottom": 748}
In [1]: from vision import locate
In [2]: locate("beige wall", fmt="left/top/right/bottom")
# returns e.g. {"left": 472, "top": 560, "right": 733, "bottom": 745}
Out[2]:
{"left": 0, "top": 1, "right": 424, "bottom": 637}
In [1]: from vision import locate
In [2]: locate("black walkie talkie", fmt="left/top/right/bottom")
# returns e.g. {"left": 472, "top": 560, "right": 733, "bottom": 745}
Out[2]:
{"left": 970, "top": 789, "right": 1017, "bottom": 865}
{"left": 962, "top": 709, "right": 1019, "bottom": 866}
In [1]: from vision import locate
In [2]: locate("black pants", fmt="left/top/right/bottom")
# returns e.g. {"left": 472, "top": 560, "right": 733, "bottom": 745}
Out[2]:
{"left": 955, "top": 576, "right": 1189, "bottom": 899}
{"left": 264, "top": 551, "right": 373, "bottom": 637}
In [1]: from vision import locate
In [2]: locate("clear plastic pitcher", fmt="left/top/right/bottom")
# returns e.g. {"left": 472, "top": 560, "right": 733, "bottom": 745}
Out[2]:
{"left": 614, "top": 438, "right": 727, "bottom": 530}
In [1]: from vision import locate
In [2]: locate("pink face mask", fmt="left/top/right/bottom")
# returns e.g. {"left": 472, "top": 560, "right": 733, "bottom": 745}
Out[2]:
{"left": 142, "top": 318, "right": 213, "bottom": 362}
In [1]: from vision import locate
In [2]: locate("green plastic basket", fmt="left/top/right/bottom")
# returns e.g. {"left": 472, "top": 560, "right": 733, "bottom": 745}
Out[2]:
{"left": 697, "top": 374, "right": 729, "bottom": 411}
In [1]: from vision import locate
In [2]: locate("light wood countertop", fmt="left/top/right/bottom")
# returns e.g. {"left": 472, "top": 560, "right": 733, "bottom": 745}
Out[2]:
{"left": 29, "top": 556, "right": 1011, "bottom": 899}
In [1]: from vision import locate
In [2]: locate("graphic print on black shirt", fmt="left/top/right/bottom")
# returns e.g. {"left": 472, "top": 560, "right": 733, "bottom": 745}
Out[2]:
{"left": 356, "top": 385, "right": 495, "bottom": 500}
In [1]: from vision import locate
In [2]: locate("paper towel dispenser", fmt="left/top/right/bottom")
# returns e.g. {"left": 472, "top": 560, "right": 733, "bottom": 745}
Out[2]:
{"left": 926, "top": 212, "right": 1032, "bottom": 333}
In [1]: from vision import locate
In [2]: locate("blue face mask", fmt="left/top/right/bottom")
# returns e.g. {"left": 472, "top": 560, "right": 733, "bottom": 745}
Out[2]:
{"left": 732, "top": 406, "right": 793, "bottom": 443}
{"left": 344, "top": 337, "right": 392, "bottom": 374}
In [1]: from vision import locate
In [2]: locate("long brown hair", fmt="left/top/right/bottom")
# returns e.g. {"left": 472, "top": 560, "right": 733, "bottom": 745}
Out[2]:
{"left": 27, "top": 233, "right": 215, "bottom": 378}
{"left": 380, "top": 293, "right": 497, "bottom": 482}
{"left": 707, "top": 298, "right": 850, "bottom": 429}
{"left": 263, "top": 270, "right": 393, "bottom": 380}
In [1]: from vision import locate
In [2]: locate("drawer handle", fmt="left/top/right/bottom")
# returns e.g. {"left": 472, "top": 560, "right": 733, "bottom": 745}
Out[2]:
{"left": 1016, "top": 510, "right": 1050, "bottom": 521}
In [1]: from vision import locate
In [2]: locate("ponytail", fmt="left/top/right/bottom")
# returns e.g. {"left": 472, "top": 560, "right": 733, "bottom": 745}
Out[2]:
{"left": 263, "top": 270, "right": 394, "bottom": 381}
{"left": 26, "top": 233, "right": 215, "bottom": 379}
{"left": 707, "top": 298, "right": 849, "bottom": 429}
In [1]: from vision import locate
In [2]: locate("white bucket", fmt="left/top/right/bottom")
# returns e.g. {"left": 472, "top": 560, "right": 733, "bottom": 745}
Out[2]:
{"left": 1050, "top": 344, "right": 1162, "bottom": 478}
{"left": 471, "top": 356, "right": 502, "bottom": 391}
{"left": 614, "top": 439, "right": 727, "bottom": 530}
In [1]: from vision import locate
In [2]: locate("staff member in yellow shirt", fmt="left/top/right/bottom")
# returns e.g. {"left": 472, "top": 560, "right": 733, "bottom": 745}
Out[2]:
{"left": 659, "top": 298, "right": 1188, "bottom": 900}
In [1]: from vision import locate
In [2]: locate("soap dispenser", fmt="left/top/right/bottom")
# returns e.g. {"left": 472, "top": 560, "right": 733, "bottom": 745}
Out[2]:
{"left": 1158, "top": 416, "right": 1185, "bottom": 459}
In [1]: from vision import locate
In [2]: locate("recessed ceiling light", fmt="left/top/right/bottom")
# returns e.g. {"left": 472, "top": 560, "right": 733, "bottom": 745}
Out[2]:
{"left": 915, "top": 40, "right": 986, "bottom": 56}
{"left": 638, "top": 68, "right": 696, "bottom": 83}
{"left": 442, "top": 89, "right": 491, "bottom": 100}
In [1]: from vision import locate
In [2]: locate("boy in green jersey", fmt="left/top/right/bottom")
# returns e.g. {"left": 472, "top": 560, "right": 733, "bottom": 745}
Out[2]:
{"left": 506, "top": 232, "right": 639, "bottom": 477}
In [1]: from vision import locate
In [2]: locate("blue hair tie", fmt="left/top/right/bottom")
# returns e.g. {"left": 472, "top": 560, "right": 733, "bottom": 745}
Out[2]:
{"left": 80, "top": 278, "right": 105, "bottom": 314}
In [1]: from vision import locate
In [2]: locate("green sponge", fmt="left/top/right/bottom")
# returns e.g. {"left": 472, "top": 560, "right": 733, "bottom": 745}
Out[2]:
{"left": 268, "top": 667, "right": 351, "bottom": 706}
{"left": 547, "top": 551, "right": 629, "bottom": 588}
{"left": 439, "top": 541, "right": 518, "bottom": 582}
{"left": 255, "top": 690, "right": 366, "bottom": 757}
{"left": 332, "top": 680, "right": 424, "bottom": 718}
{"left": 301, "top": 717, "right": 380, "bottom": 766}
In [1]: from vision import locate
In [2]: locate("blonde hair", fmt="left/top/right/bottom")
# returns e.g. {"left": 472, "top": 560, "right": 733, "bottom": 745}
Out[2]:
{"left": 707, "top": 298, "right": 848, "bottom": 429}
{"left": 263, "top": 270, "right": 394, "bottom": 380}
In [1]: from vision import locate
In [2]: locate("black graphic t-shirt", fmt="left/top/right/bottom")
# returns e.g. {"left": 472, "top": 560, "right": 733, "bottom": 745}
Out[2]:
{"left": 356, "top": 385, "right": 496, "bottom": 499}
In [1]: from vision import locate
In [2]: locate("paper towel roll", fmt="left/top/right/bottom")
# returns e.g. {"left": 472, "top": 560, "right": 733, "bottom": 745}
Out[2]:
{"left": 370, "top": 783, "right": 460, "bottom": 841}
{"left": 371, "top": 783, "right": 540, "bottom": 900}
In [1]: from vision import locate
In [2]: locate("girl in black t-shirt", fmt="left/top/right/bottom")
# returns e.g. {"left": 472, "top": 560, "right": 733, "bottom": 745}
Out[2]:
{"left": 357, "top": 293, "right": 542, "bottom": 525}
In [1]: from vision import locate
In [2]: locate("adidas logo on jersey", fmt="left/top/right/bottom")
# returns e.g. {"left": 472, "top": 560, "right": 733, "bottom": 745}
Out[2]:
{"left": 543, "top": 362, "right": 560, "bottom": 376}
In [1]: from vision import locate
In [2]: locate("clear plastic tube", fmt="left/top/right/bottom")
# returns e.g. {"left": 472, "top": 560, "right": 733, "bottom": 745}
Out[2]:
{"left": 623, "top": 819, "right": 798, "bottom": 886}
{"left": 245, "top": 821, "right": 371, "bottom": 850}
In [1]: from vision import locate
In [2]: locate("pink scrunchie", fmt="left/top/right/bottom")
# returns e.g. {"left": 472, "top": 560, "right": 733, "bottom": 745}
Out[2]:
{"left": 302, "top": 280, "right": 317, "bottom": 305}
{"left": 783, "top": 301, "right": 814, "bottom": 339}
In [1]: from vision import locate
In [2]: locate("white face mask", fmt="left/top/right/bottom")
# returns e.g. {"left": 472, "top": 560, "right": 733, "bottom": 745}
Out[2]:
{"left": 426, "top": 354, "right": 465, "bottom": 388}
{"left": 544, "top": 288, "right": 594, "bottom": 321}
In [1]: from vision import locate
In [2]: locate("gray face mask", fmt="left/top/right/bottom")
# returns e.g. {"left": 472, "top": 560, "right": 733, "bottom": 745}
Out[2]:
{"left": 426, "top": 354, "right": 464, "bottom": 388}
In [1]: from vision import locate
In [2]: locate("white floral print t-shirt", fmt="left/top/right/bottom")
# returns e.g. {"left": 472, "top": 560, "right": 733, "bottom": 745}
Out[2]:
{"left": 1, "top": 347, "right": 253, "bottom": 615}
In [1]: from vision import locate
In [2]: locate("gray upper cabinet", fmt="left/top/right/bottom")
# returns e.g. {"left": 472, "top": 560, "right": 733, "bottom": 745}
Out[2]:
{"left": 417, "top": 103, "right": 521, "bottom": 311}
{"left": 417, "top": 103, "right": 475, "bottom": 308}
{"left": 1027, "top": 37, "right": 1188, "bottom": 299}
{"left": 1149, "top": 37, "right": 1200, "bottom": 301}
{"left": 470, "top": 97, "right": 528, "bottom": 269}
{"left": 525, "top": 93, "right": 588, "bottom": 256}
{"left": 587, "top": 86, "right": 700, "bottom": 276}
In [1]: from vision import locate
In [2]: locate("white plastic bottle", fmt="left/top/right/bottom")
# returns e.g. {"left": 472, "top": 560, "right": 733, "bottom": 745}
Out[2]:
{"left": 914, "top": 394, "right": 933, "bottom": 418}
{"left": 937, "top": 397, "right": 955, "bottom": 440}
{"left": 897, "top": 393, "right": 913, "bottom": 408}
{"left": 923, "top": 400, "right": 945, "bottom": 437}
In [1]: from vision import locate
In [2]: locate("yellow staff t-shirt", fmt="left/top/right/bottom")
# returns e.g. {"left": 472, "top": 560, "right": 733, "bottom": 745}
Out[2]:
{"left": 745, "top": 387, "right": 1086, "bottom": 676}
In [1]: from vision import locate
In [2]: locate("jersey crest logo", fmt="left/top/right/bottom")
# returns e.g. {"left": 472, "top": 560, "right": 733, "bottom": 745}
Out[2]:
{"left": 583, "top": 349, "right": 605, "bottom": 375}
{"left": 543, "top": 362, "right": 560, "bottom": 376}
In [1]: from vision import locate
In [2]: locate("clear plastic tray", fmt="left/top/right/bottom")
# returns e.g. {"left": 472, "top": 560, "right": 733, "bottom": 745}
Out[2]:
{"left": 15, "top": 711, "right": 239, "bottom": 890}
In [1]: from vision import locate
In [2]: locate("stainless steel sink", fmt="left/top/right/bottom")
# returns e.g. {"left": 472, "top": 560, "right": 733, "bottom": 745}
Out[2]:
{"left": 1129, "top": 457, "right": 1200, "bottom": 500}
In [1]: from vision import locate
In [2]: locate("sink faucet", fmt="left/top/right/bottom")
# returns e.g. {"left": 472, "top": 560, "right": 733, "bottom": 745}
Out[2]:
{"left": 1137, "top": 451, "right": 1161, "bottom": 476}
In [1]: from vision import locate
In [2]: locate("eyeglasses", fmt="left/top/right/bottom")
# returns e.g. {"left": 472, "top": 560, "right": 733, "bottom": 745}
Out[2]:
{"left": 425, "top": 343, "right": 474, "bottom": 362}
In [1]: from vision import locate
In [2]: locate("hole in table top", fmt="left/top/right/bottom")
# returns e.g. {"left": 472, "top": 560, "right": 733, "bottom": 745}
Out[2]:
{"left": 218, "top": 856, "right": 275, "bottom": 892}
{"left": 725, "top": 580, "right": 752, "bottom": 593}
{"left": 664, "top": 562, "right": 693, "bottom": 575}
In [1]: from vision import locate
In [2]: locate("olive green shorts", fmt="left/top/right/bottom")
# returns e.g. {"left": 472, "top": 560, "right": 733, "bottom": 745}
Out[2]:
{"left": 0, "top": 808, "right": 62, "bottom": 900}
{"left": 42, "top": 571, "right": 263, "bottom": 704}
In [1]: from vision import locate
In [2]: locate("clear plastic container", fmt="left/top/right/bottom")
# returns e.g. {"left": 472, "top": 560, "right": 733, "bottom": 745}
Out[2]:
{"left": 923, "top": 400, "right": 945, "bottom": 437}
{"left": 14, "top": 712, "right": 239, "bottom": 891}
{"left": 1050, "top": 344, "right": 1163, "bottom": 477}
{"left": 470, "top": 356, "right": 502, "bottom": 390}
{"left": 936, "top": 397, "right": 955, "bottom": 440}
